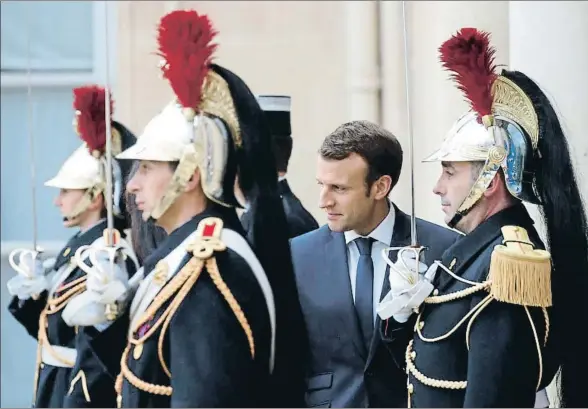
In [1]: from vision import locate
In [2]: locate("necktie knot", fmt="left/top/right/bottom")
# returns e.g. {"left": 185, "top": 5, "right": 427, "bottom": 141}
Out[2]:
{"left": 355, "top": 237, "right": 374, "bottom": 256}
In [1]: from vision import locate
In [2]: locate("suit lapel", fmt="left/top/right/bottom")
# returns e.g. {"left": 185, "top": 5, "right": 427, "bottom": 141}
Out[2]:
{"left": 326, "top": 230, "right": 368, "bottom": 359}
{"left": 365, "top": 206, "right": 411, "bottom": 369}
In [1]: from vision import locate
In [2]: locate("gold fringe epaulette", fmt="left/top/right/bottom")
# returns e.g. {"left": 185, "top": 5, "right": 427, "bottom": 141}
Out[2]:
{"left": 489, "top": 225, "right": 552, "bottom": 307}
{"left": 115, "top": 217, "right": 255, "bottom": 406}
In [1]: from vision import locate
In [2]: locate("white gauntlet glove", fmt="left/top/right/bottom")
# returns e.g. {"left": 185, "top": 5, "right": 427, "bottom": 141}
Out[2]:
{"left": 377, "top": 248, "right": 439, "bottom": 323}
{"left": 7, "top": 249, "right": 54, "bottom": 300}
{"left": 62, "top": 245, "right": 135, "bottom": 330}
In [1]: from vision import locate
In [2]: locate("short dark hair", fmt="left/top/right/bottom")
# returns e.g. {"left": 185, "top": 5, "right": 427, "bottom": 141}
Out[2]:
{"left": 168, "top": 161, "right": 179, "bottom": 172}
{"left": 319, "top": 120, "right": 403, "bottom": 194}
{"left": 272, "top": 136, "right": 293, "bottom": 173}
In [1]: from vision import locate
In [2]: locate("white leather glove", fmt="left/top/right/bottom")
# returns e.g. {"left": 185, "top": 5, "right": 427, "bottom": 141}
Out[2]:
{"left": 62, "top": 245, "right": 133, "bottom": 330}
{"left": 377, "top": 248, "right": 439, "bottom": 323}
{"left": 7, "top": 249, "right": 53, "bottom": 300}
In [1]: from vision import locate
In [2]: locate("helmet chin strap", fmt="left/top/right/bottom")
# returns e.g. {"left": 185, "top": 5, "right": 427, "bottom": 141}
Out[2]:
{"left": 62, "top": 184, "right": 105, "bottom": 222}
{"left": 447, "top": 138, "right": 508, "bottom": 229}
{"left": 447, "top": 212, "right": 464, "bottom": 230}
{"left": 447, "top": 167, "right": 498, "bottom": 230}
{"left": 145, "top": 145, "right": 201, "bottom": 222}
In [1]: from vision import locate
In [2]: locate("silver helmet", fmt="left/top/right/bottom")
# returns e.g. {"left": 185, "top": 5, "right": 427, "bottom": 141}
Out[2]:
{"left": 116, "top": 10, "right": 242, "bottom": 221}
{"left": 423, "top": 28, "right": 541, "bottom": 228}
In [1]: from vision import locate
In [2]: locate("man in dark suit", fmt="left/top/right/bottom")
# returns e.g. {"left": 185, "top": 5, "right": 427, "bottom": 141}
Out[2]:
{"left": 290, "top": 120, "right": 460, "bottom": 408}
{"left": 241, "top": 95, "right": 319, "bottom": 239}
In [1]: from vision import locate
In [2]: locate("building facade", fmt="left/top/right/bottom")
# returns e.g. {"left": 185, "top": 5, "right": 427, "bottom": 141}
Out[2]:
{"left": 1, "top": 1, "right": 586, "bottom": 406}
{"left": 2, "top": 0, "right": 587, "bottom": 252}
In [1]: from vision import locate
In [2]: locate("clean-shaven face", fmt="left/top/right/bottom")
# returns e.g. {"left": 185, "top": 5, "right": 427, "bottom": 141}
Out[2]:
{"left": 432, "top": 161, "right": 480, "bottom": 228}
{"left": 126, "top": 160, "right": 174, "bottom": 220}
{"left": 316, "top": 153, "right": 379, "bottom": 233}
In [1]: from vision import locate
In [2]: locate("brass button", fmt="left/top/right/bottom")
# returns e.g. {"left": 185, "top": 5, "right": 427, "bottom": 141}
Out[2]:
{"left": 153, "top": 261, "right": 168, "bottom": 286}
{"left": 433, "top": 289, "right": 439, "bottom": 296}
{"left": 408, "top": 383, "right": 414, "bottom": 394}
{"left": 410, "top": 351, "right": 416, "bottom": 360}
{"left": 40, "top": 363, "right": 45, "bottom": 369}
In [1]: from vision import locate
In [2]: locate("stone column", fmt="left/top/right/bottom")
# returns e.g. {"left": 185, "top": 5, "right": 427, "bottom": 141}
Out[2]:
{"left": 509, "top": 1, "right": 588, "bottom": 237}
{"left": 345, "top": 1, "right": 381, "bottom": 123}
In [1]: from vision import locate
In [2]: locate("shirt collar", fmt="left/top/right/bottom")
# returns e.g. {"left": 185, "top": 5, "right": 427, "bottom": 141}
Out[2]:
{"left": 344, "top": 201, "right": 395, "bottom": 246}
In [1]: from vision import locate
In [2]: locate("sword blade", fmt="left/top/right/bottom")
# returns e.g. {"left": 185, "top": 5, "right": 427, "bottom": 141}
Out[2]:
{"left": 25, "top": 3, "right": 38, "bottom": 251}
{"left": 401, "top": 1, "right": 417, "bottom": 246}
{"left": 102, "top": 1, "right": 115, "bottom": 246}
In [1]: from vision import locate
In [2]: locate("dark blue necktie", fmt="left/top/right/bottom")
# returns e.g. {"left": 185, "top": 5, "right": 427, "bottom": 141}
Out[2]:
{"left": 355, "top": 237, "right": 375, "bottom": 349}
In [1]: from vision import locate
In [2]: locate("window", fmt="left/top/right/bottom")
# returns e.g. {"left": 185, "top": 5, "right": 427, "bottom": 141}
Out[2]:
{"left": 0, "top": 1, "right": 117, "bottom": 253}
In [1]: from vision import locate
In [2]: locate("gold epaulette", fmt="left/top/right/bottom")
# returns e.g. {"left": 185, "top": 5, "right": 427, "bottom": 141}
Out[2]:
{"left": 115, "top": 217, "right": 254, "bottom": 406}
{"left": 489, "top": 225, "right": 552, "bottom": 307}
{"left": 186, "top": 217, "right": 227, "bottom": 259}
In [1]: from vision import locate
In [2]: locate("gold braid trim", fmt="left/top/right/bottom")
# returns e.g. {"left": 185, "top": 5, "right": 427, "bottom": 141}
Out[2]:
{"left": 115, "top": 373, "right": 123, "bottom": 408}
{"left": 129, "top": 258, "right": 204, "bottom": 343}
{"left": 465, "top": 295, "right": 495, "bottom": 350}
{"left": 411, "top": 293, "right": 547, "bottom": 395}
{"left": 205, "top": 257, "right": 255, "bottom": 358}
{"left": 542, "top": 307, "right": 550, "bottom": 347}
{"left": 117, "top": 345, "right": 173, "bottom": 398}
{"left": 116, "top": 258, "right": 205, "bottom": 404}
{"left": 68, "top": 370, "right": 91, "bottom": 403}
{"left": 116, "top": 218, "right": 257, "bottom": 405}
{"left": 47, "top": 276, "right": 87, "bottom": 312}
{"left": 32, "top": 276, "right": 87, "bottom": 405}
{"left": 406, "top": 340, "right": 467, "bottom": 390}
{"left": 524, "top": 306, "right": 544, "bottom": 391}
{"left": 157, "top": 260, "right": 205, "bottom": 377}
{"left": 416, "top": 294, "right": 494, "bottom": 343}
{"left": 424, "top": 281, "right": 490, "bottom": 304}
{"left": 409, "top": 249, "right": 549, "bottom": 400}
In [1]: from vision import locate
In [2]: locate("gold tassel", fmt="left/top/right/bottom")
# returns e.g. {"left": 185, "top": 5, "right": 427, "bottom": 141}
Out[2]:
{"left": 489, "top": 225, "right": 552, "bottom": 307}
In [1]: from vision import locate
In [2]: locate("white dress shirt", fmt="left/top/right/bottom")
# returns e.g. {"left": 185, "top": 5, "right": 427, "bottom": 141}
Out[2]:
{"left": 344, "top": 203, "right": 395, "bottom": 323}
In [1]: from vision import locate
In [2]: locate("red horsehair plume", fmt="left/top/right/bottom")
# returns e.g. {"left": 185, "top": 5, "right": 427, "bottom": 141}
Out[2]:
{"left": 156, "top": 10, "right": 218, "bottom": 111}
{"left": 439, "top": 28, "right": 498, "bottom": 121}
{"left": 73, "top": 85, "right": 113, "bottom": 156}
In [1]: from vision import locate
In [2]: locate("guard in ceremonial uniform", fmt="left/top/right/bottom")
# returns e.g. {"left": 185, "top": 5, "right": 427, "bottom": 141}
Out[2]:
{"left": 380, "top": 28, "right": 588, "bottom": 407}
{"left": 7, "top": 85, "right": 139, "bottom": 408}
{"left": 240, "top": 95, "right": 319, "bottom": 239}
{"left": 69, "top": 9, "right": 308, "bottom": 408}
